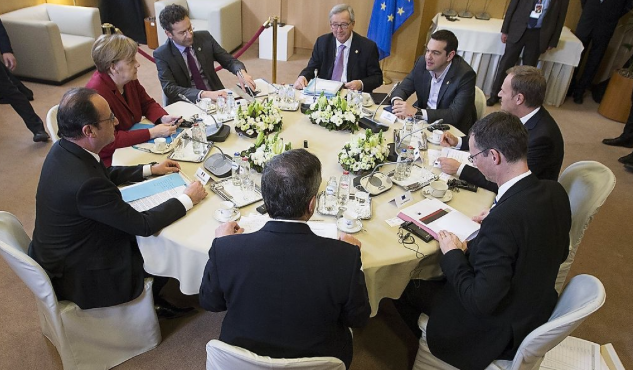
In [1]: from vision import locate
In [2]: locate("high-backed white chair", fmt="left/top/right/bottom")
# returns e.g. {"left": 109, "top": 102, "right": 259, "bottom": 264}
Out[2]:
{"left": 556, "top": 161, "right": 615, "bottom": 293}
{"left": 0, "top": 211, "right": 162, "bottom": 370}
{"left": 155, "top": 0, "right": 243, "bottom": 52}
{"left": 206, "top": 339, "right": 346, "bottom": 370}
{"left": 412, "top": 274, "right": 606, "bottom": 370}
{"left": 475, "top": 86, "right": 486, "bottom": 120}
{"left": 46, "top": 105, "right": 60, "bottom": 143}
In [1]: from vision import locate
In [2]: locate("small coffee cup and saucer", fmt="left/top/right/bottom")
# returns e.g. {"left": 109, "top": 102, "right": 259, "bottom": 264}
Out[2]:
{"left": 427, "top": 129, "right": 444, "bottom": 145}
{"left": 337, "top": 210, "right": 362, "bottom": 233}
{"left": 422, "top": 180, "right": 453, "bottom": 202}
{"left": 214, "top": 200, "right": 240, "bottom": 222}
{"left": 362, "top": 93, "right": 373, "bottom": 107}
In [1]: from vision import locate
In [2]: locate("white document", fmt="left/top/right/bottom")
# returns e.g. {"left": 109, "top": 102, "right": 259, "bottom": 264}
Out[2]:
{"left": 121, "top": 173, "right": 189, "bottom": 212}
{"left": 541, "top": 336, "right": 600, "bottom": 370}
{"left": 397, "top": 198, "right": 480, "bottom": 241}
{"left": 441, "top": 147, "right": 473, "bottom": 166}
{"left": 303, "top": 78, "right": 344, "bottom": 96}
{"left": 238, "top": 214, "right": 338, "bottom": 239}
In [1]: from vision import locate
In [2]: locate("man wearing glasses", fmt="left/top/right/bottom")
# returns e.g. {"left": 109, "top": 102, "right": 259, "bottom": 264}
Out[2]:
{"left": 154, "top": 4, "right": 256, "bottom": 105}
{"left": 293, "top": 4, "right": 382, "bottom": 92}
{"left": 438, "top": 66, "right": 564, "bottom": 192}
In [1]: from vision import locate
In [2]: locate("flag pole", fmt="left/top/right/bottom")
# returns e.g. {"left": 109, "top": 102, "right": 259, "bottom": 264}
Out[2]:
{"left": 381, "top": 59, "right": 392, "bottom": 85}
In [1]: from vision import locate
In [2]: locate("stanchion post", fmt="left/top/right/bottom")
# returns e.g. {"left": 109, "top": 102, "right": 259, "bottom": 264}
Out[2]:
{"left": 381, "top": 59, "right": 392, "bottom": 85}
{"left": 272, "top": 16, "right": 279, "bottom": 84}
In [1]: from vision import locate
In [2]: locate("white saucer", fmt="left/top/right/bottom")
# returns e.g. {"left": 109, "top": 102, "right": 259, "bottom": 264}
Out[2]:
{"left": 362, "top": 101, "right": 373, "bottom": 107}
{"left": 422, "top": 186, "right": 453, "bottom": 202}
{"left": 337, "top": 218, "right": 362, "bottom": 233}
{"left": 427, "top": 136, "right": 441, "bottom": 145}
{"left": 214, "top": 209, "right": 241, "bottom": 223}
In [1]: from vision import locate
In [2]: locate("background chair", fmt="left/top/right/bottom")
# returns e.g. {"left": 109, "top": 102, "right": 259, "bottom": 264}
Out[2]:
{"left": 206, "top": 339, "right": 346, "bottom": 370}
{"left": 0, "top": 211, "right": 161, "bottom": 370}
{"left": 155, "top": 0, "right": 242, "bottom": 52}
{"left": 475, "top": 86, "right": 486, "bottom": 120}
{"left": 0, "top": 4, "right": 101, "bottom": 84}
{"left": 412, "top": 274, "right": 606, "bottom": 370}
{"left": 556, "top": 161, "right": 615, "bottom": 293}
{"left": 46, "top": 105, "right": 60, "bottom": 143}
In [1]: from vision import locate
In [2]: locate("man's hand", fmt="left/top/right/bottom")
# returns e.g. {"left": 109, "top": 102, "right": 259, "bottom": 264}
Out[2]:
{"left": 344, "top": 80, "right": 363, "bottom": 91}
{"left": 472, "top": 208, "right": 490, "bottom": 224}
{"left": 501, "top": 33, "right": 508, "bottom": 43}
{"left": 437, "top": 157, "right": 460, "bottom": 175}
{"left": 392, "top": 99, "right": 417, "bottom": 119}
{"left": 183, "top": 181, "right": 208, "bottom": 205}
{"left": 293, "top": 76, "right": 308, "bottom": 90}
{"left": 2, "top": 52, "right": 17, "bottom": 71}
{"left": 440, "top": 132, "right": 458, "bottom": 147}
{"left": 339, "top": 233, "right": 362, "bottom": 249}
{"left": 438, "top": 230, "right": 467, "bottom": 254}
{"left": 160, "top": 115, "right": 181, "bottom": 125}
{"left": 149, "top": 123, "right": 178, "bottom": 139}
{"left": 151, "top": 159, "right": 181, "bottom": 175}
{"left": 237, "top": 70, "right": 256, "bottom": 91}
{"left": 201, "top": 90, "right": 228, "bottom": 101}
{"left": 215, "top": 221, "right": 244, "bottom": 237}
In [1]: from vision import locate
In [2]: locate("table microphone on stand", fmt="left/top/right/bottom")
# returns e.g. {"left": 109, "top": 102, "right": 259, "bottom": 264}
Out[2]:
{"left": 352, "top": 159, "right": 413, "bottom": 196}
{"left": 359, "top": 82, "right": 400, "bottom": 133}
{"left": 179, "top": 133, "right": 233, "bottom": 178}
{"left": 313, "top": 69, "right": 318, "bottom": 96}
{"left": 178, "top": 93, "right": 230, "bottom": 142}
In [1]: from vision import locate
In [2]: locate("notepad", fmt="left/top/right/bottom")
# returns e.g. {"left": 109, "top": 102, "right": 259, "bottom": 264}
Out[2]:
{"left": 120, "top": 173, "right": 188, "bottom": 212}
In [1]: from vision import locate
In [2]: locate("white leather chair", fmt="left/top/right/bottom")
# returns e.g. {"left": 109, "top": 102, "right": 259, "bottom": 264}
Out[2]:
{"left": 556, "top": 161, "right": 615, "bottom": 293}
{"left": 475, "top": 86, "right": 486, "bottom": 120}
{"left": 0, "top": 211, "right": 162, "bottom": 370}
{"left": 206, "top": 339, "right": 346, "bottom": 370}
{"left": 412, "top": 274, "right": 606, "bottom": 370}
{"left": 155, "top": 0, "right": 242, "bottom": 52}
{"left": 46, "top": 105, "right": 60, "bottom": 143}
{"left": 0, "top": 4, "right": 100, "bottom": 84}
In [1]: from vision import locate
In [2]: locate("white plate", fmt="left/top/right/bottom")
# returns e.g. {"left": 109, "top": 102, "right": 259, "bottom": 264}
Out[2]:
{"left": 213, "top": 209, "right": 241, "bottom": 223}
{"left": 337, "top": 218, "right": 362, "bottom": 233}
{"left": 422, "top": 186, "right": 453, "bottom": 202}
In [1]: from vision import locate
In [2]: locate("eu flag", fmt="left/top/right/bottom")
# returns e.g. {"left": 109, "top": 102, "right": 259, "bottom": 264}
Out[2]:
{"left": 367, "top": 0, "right": 414, "bottom": 60}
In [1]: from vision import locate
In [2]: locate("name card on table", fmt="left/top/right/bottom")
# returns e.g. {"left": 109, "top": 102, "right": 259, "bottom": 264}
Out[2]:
{"left": 380, "top": 110, "right": 398, "bottom": 125}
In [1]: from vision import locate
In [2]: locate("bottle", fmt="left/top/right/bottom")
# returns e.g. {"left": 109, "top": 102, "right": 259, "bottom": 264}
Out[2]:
{"left": 191, "top": 123, "right": 205, "bottom": 154}
{"left": 338, "top": 171, "right": 351, "bottom": 208}
{"left": 227, "top": 91, "right": 236, "bottom": 115}
{"left": 400, "top": 118, "right": 414, "bottom": 147}
{"left": 406, "top": 146, "right": 415, "bottom": 177}
{"left": 232, "top": 152, "right": 241, "bottom": 186}
{"left": 325, "top": 176, "right": 338, "bottom": 212}
{"left": 240, "top": 157, "right": 251, "bottom": 187}
{"left": 395, "top": 149, "right": 408, "bottom": 181}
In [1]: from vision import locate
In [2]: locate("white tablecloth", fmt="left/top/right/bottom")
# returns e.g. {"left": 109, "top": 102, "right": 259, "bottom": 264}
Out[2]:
{"left": 113, "top": 100, "right": 494, "bottom": 316}
{"left": 432, "top": 14, "right": 584, "bottom": 107}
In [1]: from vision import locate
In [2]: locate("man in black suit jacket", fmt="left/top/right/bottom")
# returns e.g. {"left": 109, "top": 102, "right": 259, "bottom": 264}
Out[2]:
{"left": 396, "top": 112, "right": 571, "bottom": 370}
{"left": 391, "top": 30, "right": 477, "bottom": 133}
{"left": 0, "top": 19, "right": 49, "bottom": 142}
{"left": 293, "top": 4, "right": 382, "bottom": 92}
{"left": 200, "top": 149, "right": 370, "bottom": 369}
{"left": 29, "top": 88, "right": 207, "bottom": 310}
{"left": 439, "top": 66, "right": 564, "bottom": 192}
{"left": 570, "top": 0, "right": 633, "bottom": 104}
{"left": 486, "top": 0, "right": 569, "bottom": 106}
{"left": 154, "top": 4, "right": 256, "bottom": 105}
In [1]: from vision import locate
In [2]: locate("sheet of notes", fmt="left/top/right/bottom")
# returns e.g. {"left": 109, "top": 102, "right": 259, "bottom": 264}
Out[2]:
{"left": 541, "top": 336, "right": 599, "bottom": 370}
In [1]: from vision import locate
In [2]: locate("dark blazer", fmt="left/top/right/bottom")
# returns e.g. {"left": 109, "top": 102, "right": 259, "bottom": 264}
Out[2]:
{"left": 154, "top": 31, "right": 246, "bottom": 105}
{"left": 460, "top": 107, "right": 565, "bottom": 192}
{"left": 199, "top": 221, "right": 371, "bottom": 369}
{"left": 576, "top": 0, "right": 633, "bottom": 39}
{"left": 29, "top": 139, "right": 186, "bottom": 309}
{"left": 299, "top": 32, "right": 383, "bottom": 92}
{"left": 502, "top": 0, "right": 570, "bottom": 53}
{"left": 0, "top": 20, "right": 13, "bottom": 54}
{"left": 392, "top": 55, "right": 477, "bottom": 133}
{"left": 427, "top": 175, "right": 571, "bottom": 370}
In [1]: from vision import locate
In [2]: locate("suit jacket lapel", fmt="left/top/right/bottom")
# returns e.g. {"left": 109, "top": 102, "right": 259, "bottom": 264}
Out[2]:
{"left": 325, "top": 34, "right": 336, "bottom": 79}
{"left": 346, "top": 32, "right": 360, "bottom": 81}
{"left": 170, "top": 40, "right": 189, "bottom": 82}
{"left": 192, "top": 37, "right": 213, "bottom": 82}
{"left": 436, "top": 58, "right": 458, "bottom": 106}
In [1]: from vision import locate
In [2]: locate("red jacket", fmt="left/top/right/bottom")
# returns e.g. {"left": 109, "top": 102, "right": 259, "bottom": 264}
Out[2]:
{"left": 86, "top": 71, "right": 167, "bottom": 166}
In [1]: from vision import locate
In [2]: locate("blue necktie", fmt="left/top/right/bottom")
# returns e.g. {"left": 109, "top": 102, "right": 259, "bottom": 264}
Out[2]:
{"left": 331, "top": 45, "right": 346, "bottom": 81}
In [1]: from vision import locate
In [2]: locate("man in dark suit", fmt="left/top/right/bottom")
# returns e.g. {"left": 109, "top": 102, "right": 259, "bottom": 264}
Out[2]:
{"left": 391, "top": 30, "right": 477, "bottom": 133}
{"left": 293, "top": 4, "right": 382, "bottom": 92}
{"left": 0, "top": 19, "right": 49, "bottom": 142}
{"left": 486, "top": 0, "right": 569, "bottom": 106}
{"left": 200, "top": 149, "right": 370, "bottom": 369}
{"left": 570, "top": 0, "right": 633, "bottom": 104}
{"left": 29, "top": 88, "right": 207, "bottom": 314}
{"left": 154, "top": 4, "right": 256, "bottom": 105}
{"left": 396, "top": 112, "right": 571, "bottom": 370}
{"left": 439, "top": 66, "right": 564, "bottom": 192}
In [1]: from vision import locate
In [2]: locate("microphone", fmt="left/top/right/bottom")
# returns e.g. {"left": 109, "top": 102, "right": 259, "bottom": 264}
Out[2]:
{"left": 313, "top": 69, "right": 318, "bottom": 95}
{"left": 359, "top": 81, "right": 400, "bottom": 133}
{"left": 353, "top": 159, "right": 413, "bottom": 196}
{"left": 372, "top": 81, "right": 401, "bottom": 121}
{"left": 178, "top": 93, "right": 231, "bottom": 142}
{"left": 179, "top": 133, "right": 232, "bottom": 177}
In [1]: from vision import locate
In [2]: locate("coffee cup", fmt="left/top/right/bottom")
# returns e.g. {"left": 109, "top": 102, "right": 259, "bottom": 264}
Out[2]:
{"left": 342, "top": 210, "right": 359, "bottom": 228}
{"left": 362, "top": 92, "right": 372, "bottom": 106}
{"left": 218, "top": 200, "right": 236, "bottom": 219}
{"left": 429, "top": 181, "right": 448, "bottom": 198}
{"left": 432, "top": 130, "right": 443, "bottom": 143}
{"left": 154, "top": 137, "right": 167, "bottom": 152}
{"left": 197, "top": 97, "right": 212, "bottom": 111}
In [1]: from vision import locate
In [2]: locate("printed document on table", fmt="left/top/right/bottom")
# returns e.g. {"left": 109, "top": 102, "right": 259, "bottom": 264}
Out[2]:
{"left": 303, "top": 78, "right": 344, "bottom": 97}
{"left": 541, "top": 336, "right": 600, "bottom": 370}
{"left": 397, "top": 198, "right": 480, "bottom": 241}
{"left": 441, "top": 147, "right": 473, "bottom": 166}
{"left": 120, "top": 173, "right": 188, "bottom": 212}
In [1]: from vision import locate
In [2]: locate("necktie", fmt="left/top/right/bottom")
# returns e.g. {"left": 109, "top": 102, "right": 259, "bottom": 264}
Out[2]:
{"left": 331, "top": 44, "right": 346, "bottom": 82}
{"left": 527, "top": 0, "right": 542, "bottom": 28}
{"left": 185, "top": 47, "right": 207, "bottom": 90}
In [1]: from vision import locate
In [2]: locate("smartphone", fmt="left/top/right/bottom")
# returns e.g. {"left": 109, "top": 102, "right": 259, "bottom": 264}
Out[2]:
{"left": 402, "top": 221, "right": 434, "bottom": 243}
{"left": 256, "top": 204, "right": 267, "bottom": 214}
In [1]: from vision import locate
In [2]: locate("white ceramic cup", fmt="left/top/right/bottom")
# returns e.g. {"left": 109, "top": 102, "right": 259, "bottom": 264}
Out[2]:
{"left": 362, "top": 92, "right": 372, "bottom": 105}
{"left": 429, "top": 180, "right": 448, "bottom": 198}
{"left": 197, "top": 97, "right": 212, "bottom": 111}
{"left": 432, "top": 129, "right": 443, "bottom": 143}
{"left": 218, "top": 200, "right": 236, "bottom": 218}
{"left": 342, "top": 210, "right": 359, "bottom": 228}
{"left": 154, "top": 137, "right": 167, "bottom": 152}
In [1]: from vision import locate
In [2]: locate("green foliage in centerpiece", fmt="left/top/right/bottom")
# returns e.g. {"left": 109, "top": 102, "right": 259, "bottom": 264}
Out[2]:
{"left": 235, "top": 99, "right": 283, "bottom": 137}
{"left": 239, "top": 131, "right": 292, "bottom": 173}
{"left": 338, "top": 129, "right": 389, "bottom": 173}
{"left": 305, "top": 92, "right": 360, "bottom": 132}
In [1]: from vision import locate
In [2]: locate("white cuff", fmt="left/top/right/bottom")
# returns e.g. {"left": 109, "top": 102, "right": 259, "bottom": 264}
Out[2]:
{"left": 456, "top": 136, "right": 463, "bottom": 149}
{"left": 456, "top": 163, "right": 467, "bottom": 177}
{"left": 390, "top": 97, "right": 403, "bottom": 104}
{"left": 143, "top": 165, "right": 153, "bottom": 178}
{"left": 177, "top": 194, "right": 194, "bottom": 211}
{"left": 421, "top": 109, "right": 428, "bottom": 121}
{"left": 197, "top": 91, "right": 203, "bottom": 101}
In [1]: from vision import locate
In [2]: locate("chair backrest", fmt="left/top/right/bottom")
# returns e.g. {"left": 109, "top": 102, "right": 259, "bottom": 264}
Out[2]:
{"left": 206, "top": 339, "right": 346, "bottom": 370}
{"left": 46, "top": 105, "right": 60, "bottom": 143}
{"left": 474, "top": 86, "right": 486, "bottom": 120}
{"left": 556, "top": 161, "right": 615, "bottom": 293}
{"left": 508, "top": 274, "right": 606, "bottom": 370}
{"left": 155, "top": 0, "right": 189, "bottom": 47}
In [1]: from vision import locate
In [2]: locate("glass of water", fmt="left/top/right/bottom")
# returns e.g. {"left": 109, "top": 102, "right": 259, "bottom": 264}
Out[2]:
{"left": 216, "top": 96, "right": 227, "bottom": 117}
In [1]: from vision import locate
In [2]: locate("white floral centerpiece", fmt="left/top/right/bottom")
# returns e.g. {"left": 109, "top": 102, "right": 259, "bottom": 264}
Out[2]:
{"left": 305, "top": 92, "right": 360, "bottom": 132}
{"left": 240, "top": 132, "right": 292, "bottom": 173}
{"left": 235, "top": 99, "right": 283, "bottom": 138}
{"left": 338, "top": 129, "right": 389, "bottom": 173}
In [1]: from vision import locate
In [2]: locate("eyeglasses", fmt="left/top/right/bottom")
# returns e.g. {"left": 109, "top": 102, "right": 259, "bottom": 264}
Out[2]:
{"left": 174, "top": 26, "right": 194, "bottom": 37}
{"left": 96, "top": 112, "right": 116, "bottom": 125}
{"left": 330, "top": 22, "right": 352, "bottom": 30}
{"left": 468, "top": 148, "right": 490, "bottom": 163}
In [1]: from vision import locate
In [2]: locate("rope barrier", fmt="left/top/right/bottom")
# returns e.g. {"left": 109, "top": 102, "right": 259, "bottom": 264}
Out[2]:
{"left": 137, "top": 47, "right": 155, "bottom": 63}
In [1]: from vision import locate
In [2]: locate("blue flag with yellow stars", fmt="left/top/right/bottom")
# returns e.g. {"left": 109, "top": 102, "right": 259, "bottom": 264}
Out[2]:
{"left": 367, "top": 0, "right": 414, "bottom": 60}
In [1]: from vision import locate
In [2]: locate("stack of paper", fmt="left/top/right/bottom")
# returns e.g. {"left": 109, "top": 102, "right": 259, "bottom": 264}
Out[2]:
{"left": 303, "top": 78, "right": 344, "bottom": 97}
{"left": 120, "top": 173, "right": 188, "bottom": 212}
{"left": 397, "top": 198, "right": 480, "bottom": 241}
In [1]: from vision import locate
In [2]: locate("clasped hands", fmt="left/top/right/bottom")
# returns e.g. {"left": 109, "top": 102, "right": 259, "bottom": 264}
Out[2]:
{"left": 292, "top": 75, "right": 363, "bottom": 91}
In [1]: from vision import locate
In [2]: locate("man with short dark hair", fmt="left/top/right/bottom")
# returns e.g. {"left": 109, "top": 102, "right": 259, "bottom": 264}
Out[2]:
{"left": 396, "top": 111, "right": 571, "bottom": 370}
{"left": 439, "top": 65, "right": 564, "bottom": 192}
{"left": 200, "top": 149, "right": 370, "bottom": 368}
{"left": 154, "top": 4, "right": 256, "bottom": 105}
{"left": 391, "top": 29, "right": 477, "bottom": 133}
{"left": 29, "top": 88, "right": 207, "bottom": 315}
